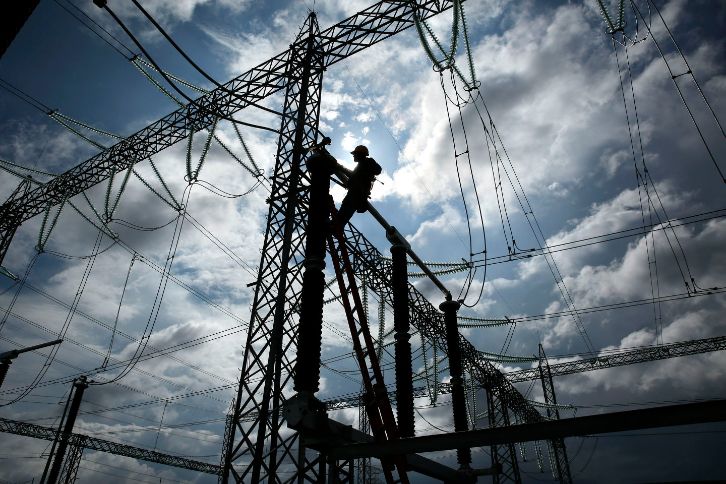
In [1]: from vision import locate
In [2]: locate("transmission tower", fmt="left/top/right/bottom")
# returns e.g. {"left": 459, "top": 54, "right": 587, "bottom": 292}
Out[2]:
{"left": 0, "top": 2, "right": 545, "bottom": 482}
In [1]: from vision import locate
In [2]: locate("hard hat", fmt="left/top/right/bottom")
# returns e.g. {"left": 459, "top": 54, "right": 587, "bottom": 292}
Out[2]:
{"left": 351, "top": 145, "right": 369, "bottom": 156}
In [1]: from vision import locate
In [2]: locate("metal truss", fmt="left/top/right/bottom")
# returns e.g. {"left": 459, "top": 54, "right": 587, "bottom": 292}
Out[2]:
{"left": 0, "top": 0, "right": 458, "bottom": 266}
{"left": 538, "top": 345, "right": 572, "bottom": 484}
{"left": 221, "top": 14, "right": 324, "bottom": 483}
{"left": 486, "top": 391, "right": 521, "bottom": 484}
{"left": 0, "top": 417, "right": 220, "bottom": 475}
{"left": 507, "top": 334, "right": 726, "bottom": 383}
{"left": 0, "top": 178, "right": 32, "bottom": 266}
{"left": 58, "top": 437, "right": 86, "bottom": 484}
{"left": 325, "top": 334, "right": 726, "bottom": 411}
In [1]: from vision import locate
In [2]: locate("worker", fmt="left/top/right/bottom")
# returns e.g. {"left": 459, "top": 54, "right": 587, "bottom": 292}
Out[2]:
{"left": 337, "top": 145, "right": 382, "bottom": 224}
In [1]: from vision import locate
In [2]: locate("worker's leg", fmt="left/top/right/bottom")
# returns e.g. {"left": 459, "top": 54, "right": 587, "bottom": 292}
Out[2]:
{"left": 338, "top": 193, "right": 357, "bottom": 225}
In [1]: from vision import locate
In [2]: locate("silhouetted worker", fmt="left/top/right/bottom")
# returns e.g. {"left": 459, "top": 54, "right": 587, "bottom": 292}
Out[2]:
{"left": 337, "top": 145, "right": 382, "bottom": 225}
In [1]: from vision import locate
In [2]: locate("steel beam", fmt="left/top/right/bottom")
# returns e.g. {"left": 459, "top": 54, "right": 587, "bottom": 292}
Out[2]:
{"left": 294, "top": 412, "right": 473, "bottom": 483}
{"left": 0, "top": 417, "right": 220, "bottom": 475}
{"left": 329, "top": 399, "right": 726, "bottom": 459}
{"left": 506, "top": 335, "right": 726, "bottom": 382}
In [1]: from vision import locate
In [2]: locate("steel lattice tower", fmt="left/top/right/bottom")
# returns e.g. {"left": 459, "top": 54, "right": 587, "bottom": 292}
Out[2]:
{"left": 0, "top": 2, "right": 558, "bottom": 482}
{"left": 221, "top": 14, "right": 324, "bottom": 482}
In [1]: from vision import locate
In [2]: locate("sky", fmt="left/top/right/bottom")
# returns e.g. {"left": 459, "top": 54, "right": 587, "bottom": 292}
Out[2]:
{"left": 0, "top": 0, "right": 724, "bottom": 482}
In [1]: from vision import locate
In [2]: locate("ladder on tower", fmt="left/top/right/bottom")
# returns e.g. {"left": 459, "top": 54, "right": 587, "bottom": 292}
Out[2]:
{"left": 327, "top": 203, "right": 409, "bottom": 484}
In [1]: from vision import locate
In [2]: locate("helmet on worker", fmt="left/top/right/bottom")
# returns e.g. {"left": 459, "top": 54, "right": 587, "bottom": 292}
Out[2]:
{"left": 351, "top": 145, "right": 369, "bottom": 159}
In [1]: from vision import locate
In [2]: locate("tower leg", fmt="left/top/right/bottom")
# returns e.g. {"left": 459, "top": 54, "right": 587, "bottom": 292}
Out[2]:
{"left": 538, "top": 344, "right": 572, "bottom": 484}
{"left": 45, "top": 377, "right": 88, "bottom": 484}
{"left": 487, "top": 389, "right": 522, "bottom": 484}
{"left": 58, "top": 436, "right": 86, "bottom": 484}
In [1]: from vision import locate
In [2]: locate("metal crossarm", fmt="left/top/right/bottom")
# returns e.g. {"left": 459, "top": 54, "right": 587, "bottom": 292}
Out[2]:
{"left": 0, "top": 417, "right": 220, "bottom": 475}
{"left": 506, "top": 335, "right": 726, "bottom": 383}
{"left": 327, "top": 205, "right": 409, "bottom": 484}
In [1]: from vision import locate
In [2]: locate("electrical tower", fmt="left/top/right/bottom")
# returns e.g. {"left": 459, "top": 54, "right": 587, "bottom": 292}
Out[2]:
{"left": 3, "top": 1, "right": 723, "bottom": 483}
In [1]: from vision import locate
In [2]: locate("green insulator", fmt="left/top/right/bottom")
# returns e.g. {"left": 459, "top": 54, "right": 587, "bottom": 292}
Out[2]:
{"left": 148, "top": 158, "right": 180, "bottom": 210}
{"left": 51, "top": 115, "right": 106, "bottom": 150}
{"left": 376, "top": 297, "right": 385, "bottom": 362}
{"left": 233, "top": 123, "right": 262, "bottom": 175}
{"left": 185, "top": 130, "right": 195, "bottom": 182}
{"left": 194, "top": 118, "right": 218, "bottom": 179}
{"left": 55, "top": 112, "right": 122, "bottom": 140}
{"left": 214, "top": 135, "right": 258, "bottom": 177}
{"left": 37, "top": 206, "right": 52, "bottom": 250}
{"left": 132, "top": 170, "right": 179, "bottom": 211}
{"left": 432, "top": 343, "right": 439, "bottom": 404}
{"left": 108, "top": 167, "right": 133, "bottom": 219}
{"left": 104, "top": 169, "right": 116, "bottom": 221}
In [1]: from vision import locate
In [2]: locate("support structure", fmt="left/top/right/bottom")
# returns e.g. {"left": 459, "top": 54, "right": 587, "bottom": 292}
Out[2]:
{"left": 538, "top": 344, "right": 572, "bottom": 483}
{"left": 487, "top": 390, "right": 521, "bottom": 483}
{"left": 222, "top": 14, "right": 324, "bottom": 483}
{"left": 357, "top": 401, "right": 372, "bottom": 483}
{"left": 506, "top": 335, "right": 726, "bottom": 382}
{"left": 46, "top": 376, "right": 88, "bottom": 484}
{"left": 329, "top": 399, "right": 726, "bottom": 459}
{"left": 58, "top": 436, "right": 86, "bottom": 484}
{"left": 0, "top": 178, "right": 32, "bottom": 268}
{"left": 0, "top": 416, "right": 221, "bottom": 474}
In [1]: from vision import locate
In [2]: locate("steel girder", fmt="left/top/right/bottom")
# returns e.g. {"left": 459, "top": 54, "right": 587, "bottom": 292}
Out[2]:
{"left": 0, "top": 0, "right": 458, "bottom": 265}
{"left": 0, "top": 417, "right": 220, "bottom": 475}
{"left": 507, "top": 334, "right": 726, "bottom": 383}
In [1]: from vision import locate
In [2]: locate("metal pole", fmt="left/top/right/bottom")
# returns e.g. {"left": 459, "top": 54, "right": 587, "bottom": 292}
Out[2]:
{"left": 538, "top": 344, "right": 572, "bottom": 484}
{"left": 0, "top": 339, "right": 63, "bottom": 389}
{"left": 46, "top": 376, "right": 88, "bottom": 484}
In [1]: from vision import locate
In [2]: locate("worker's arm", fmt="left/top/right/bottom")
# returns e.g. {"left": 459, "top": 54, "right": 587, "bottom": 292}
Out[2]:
{"left": 333, "top": 162, "right": 353, "bottom": 184}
